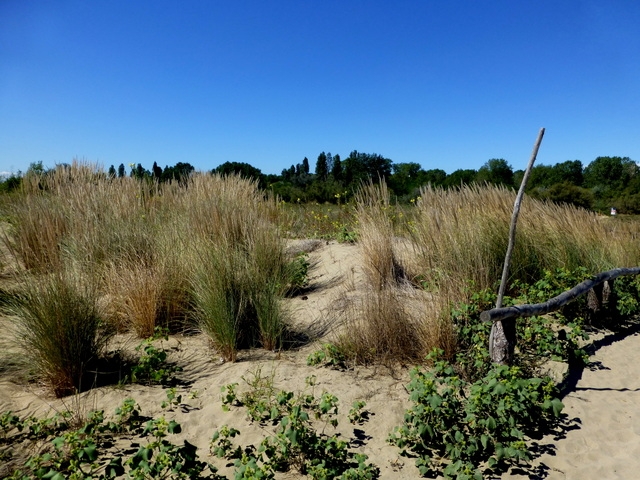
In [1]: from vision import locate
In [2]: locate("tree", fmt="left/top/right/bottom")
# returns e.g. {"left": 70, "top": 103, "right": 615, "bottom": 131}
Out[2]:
{"left": 537, "top": 182, "right": 593, "bottom": 210}
{"left": 389, "top": 162, "right": 423, "bottom": 196}
{"left": 326, "top": 152, "right": 334, "bottom": 174}
{"left": 584, "top": 156, "right": 637, "bottom": 191}
{"left": 475, "top": 159, "right": 514, "bottom": 187}
{"left": 315, "top": 152, "right": 328, "bottom": 180}
{"left": 27, "top": 161, "right": 45, "bottom": 175}
{"left": 152, "top": 161, "right": 162, "bottom": 180}
{"left": 552, "top": 160, "right": 583, "bottom": 186}
{"left": 117, "top": 163, "right": 126, "bottom": 178}
{"left": 214, "top": 161, "right": 265, "bottom": 187}
{"left": 443, "top": 169, "right": 477, "bottom": 188}
{"left": 343, "top": 151, "right": 392, "bottom": 189}
{"left": 526, "top": 164, "right": 554, "bottom": 190}
{"left": 131, "top": 163, "right": 150, "bottom": 180}
{"left": 302, "top": 157, "right": 310, "bottom": 175}
{"left": 331, "top": 154, "right": 342, "bottom": 182}
{"left": 422, "top": 168, "right": 447, "bottom": 187}
{"left": 108, "top": 165, "right": 117, "bottom": 178}
{"left": 161, "top": 162, "right": 194, "bottom": 184}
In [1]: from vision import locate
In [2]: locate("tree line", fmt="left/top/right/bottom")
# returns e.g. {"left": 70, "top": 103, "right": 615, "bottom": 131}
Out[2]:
{"left": 210, "top": 152, "right": 640, "bottom": 214}
{"left": 3, "top": 154, "right": 639, "bottom": 214}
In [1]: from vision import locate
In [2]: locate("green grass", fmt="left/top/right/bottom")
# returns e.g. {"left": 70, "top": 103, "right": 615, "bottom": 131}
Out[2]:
{"left": 4, "top": 271, "right": 114, "bottom": 397}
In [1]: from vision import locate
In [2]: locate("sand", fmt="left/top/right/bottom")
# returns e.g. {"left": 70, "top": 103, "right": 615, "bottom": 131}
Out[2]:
{"left": 1, "top": 240, "right": 640, "bottom": 479}
{"left": 505, "top": 326, "right": 640, "bottom": 480}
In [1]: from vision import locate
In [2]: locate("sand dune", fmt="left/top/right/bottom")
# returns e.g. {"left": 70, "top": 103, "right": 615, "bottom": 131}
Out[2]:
{"left": 1, "top": 241, "right": 640, "bottom": 479}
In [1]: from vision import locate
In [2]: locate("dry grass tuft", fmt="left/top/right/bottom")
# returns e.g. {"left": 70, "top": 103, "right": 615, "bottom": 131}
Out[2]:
{"left": 355, "top": 181, "right": 406, "bottom": 290}
{"left": 409, "top": 184, "right": 640, "bottom": 301}
{"left": 5, "top": 270, "right": 114, "bottom": 397}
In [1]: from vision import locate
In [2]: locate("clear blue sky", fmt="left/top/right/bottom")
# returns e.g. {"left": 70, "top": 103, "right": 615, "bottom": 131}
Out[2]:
{"left": 2, "top": 1, "right": 639, "bottom": 176}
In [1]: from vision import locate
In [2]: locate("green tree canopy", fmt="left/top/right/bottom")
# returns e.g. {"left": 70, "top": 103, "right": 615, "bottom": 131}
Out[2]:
{"left": 443, "top": 169, "right": 477, "bottom": 188}
{"left": 475, "top": 158, "right": 514, "bottom": 187}
{"left": 214, "top": 161, "right": 264, "bottom": 186}
{"left": 152, "top": 161, "right": 162, "bottom": 180}
{"left": 161, "top": 162, "right": 194, "bottom": 184}
{"left": 315, "top": 152, "right": 328, "bottom": 180}
{"left": 584, "top": 156, "right": 637, "bottom": 192}
{"left": 343, "top": 151, "right": 392, "bottom": 189}
{"left": 331, "top": 154, "right": 342, "bottom": 182}
{"left": 389, "top": 162, "right": 424, "bottom": 196}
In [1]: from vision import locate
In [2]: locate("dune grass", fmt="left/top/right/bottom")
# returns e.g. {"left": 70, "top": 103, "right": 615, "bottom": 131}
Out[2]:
{"left": 3, "top": 163, "right": 640, "bottom": 392}
{"left": 0, "top": 164, "right": 298, "bottom": 391}
{"left": 333, "top": 181, "right": 640, "bottom": 366}
{"left": 3, "top": 270, "right": 114, "bottom": 396}
{"left": 409, "top": 184, "right": 640, "bottom": 300}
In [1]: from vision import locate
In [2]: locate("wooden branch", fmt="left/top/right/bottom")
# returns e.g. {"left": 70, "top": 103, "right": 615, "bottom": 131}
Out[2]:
{"left": 490, "top": 128, "right": 544, "bottom": 364}
{"left": 496, "top": 127, "right": 545, "bottom": 308}
{"left": 481, "top": 267, "right": 640, "bottom": 323}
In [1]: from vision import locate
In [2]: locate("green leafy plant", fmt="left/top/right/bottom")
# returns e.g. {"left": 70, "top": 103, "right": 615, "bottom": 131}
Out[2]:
{"left": 336, "top": 225, "right": 358, "bottom": 243}
{"left": 348, "top": 401, "right": 370, "bottom": 425}
{"left": 210, "top": 425, "right": 242, "bottom": 460}
{"left": 286, "top": 253, "right": 310, "bottom": 295}
{"left": 306, "top": 343, "right": 347, "bottom": 370}
{"left": 161, "top": 387, "right": 183, "bottom": 411}
{"left": 129, "top": 327, "right": 181, "bottom": 386}
{"left": 220, "top": 374, "right": 379, "bottom": 479}
{"left": 4, "top": 397, "right": 220, "bottom": 480}
{"left": 389, "top": 350, "right": 564, "bottom": 479}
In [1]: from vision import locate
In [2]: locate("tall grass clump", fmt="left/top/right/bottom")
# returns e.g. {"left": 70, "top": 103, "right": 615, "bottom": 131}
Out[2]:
{"left": 190, "top": 243, "right": 251, "bottom": 362}
{"left": 3, "top": 194, "right": 68, "bottom": 272}
{"left": 336, "top": 289, "right": 427, "bottom": 365}
{"left": 409, "top": 184, "right": 640, "bottom": 302}
{"left": 185, "top": 174, "right": 291, "bottom": 360}
{"left": 5, "top": 162, "right": 192, "bottom": 337}
{"left": 355, "top": 181, "right": 405, "bottom": 290}
{"left": 332, "top": 180, "right": 454, "bottom": 365}
{"left": 102, "top": 261, "right": 163, "bottom": 337}
{"left": 4, "top": 271, "right": 113, "bottom": 397}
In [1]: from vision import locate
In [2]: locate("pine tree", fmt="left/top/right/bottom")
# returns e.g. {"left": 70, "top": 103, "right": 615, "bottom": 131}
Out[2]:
{"left": 331, "top": 154, "right": 342, "bottom": 181}
{"left": 315, "top": 152, "right": 328, "bottom": 180}
{"left": 152, "top": 161, "right": 163, "bottom": 180}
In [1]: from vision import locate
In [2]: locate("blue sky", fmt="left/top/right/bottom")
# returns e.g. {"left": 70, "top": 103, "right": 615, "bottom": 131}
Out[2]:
{"left": 2, "top": 1, "right": 639, "bottom": 176}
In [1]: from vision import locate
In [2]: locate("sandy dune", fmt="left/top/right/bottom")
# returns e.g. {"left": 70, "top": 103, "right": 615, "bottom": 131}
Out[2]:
{"left": 1, "top": 241, "right": 640, "bottom": 479}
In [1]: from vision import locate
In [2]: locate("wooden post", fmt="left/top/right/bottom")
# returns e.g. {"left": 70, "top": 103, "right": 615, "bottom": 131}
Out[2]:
{"left": 489, "top": 128, "right": 545, "bottom": 364}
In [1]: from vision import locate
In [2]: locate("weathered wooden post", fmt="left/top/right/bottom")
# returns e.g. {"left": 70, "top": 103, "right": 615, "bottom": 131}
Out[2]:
{"left": 489, "top": 128, "right": 545, "bottom": 364}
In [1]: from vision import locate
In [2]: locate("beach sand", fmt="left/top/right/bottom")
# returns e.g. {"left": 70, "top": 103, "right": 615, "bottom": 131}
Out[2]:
{"left": 1, "top": 240, "right": 639, "bottom": 479}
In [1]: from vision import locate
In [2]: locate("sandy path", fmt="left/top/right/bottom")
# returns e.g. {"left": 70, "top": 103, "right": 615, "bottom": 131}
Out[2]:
{"left": 507, "top": 325, "right": 640, "bottom": 480}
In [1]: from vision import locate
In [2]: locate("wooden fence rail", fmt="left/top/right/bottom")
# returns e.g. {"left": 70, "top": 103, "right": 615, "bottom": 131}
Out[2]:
{"left": 481, "top": 267, "right": 640, "bottom": 362}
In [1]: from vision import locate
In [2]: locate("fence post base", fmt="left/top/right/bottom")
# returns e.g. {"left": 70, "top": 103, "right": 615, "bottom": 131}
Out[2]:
{"left": 489, "top": 319, "right": 517, "bottom": 365}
